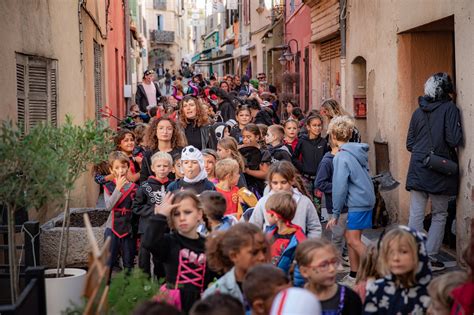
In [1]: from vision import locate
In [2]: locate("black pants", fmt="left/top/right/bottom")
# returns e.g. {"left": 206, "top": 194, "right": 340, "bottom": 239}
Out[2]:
{"left": 138, "top": 234, "right": 165, "bottom": 279}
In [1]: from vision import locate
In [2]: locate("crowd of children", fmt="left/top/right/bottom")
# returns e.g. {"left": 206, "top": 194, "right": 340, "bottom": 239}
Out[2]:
{"left": 94, "top": 72, "right": 472, "bottom": 315}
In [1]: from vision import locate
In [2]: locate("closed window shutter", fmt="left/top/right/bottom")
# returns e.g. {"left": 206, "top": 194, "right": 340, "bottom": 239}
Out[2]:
{"left": 16, "top": 53, "right": 58, "bottom": 133}
{"left": 16, "top": 58, "right": 26, "bottom": 134}
{"left": 93, "top": 41, "right": 103, "bottom": 121}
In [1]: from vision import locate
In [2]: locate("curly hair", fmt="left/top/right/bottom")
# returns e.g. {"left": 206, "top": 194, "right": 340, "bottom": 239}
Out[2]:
{"left": 178, "top": 95, "right": 209, "bottom": 127}
{"left": 327, "top": 115, "right": 355, "bottom": 143}
{"left": 145, "top": 116, "right": 187, "bottom": 151}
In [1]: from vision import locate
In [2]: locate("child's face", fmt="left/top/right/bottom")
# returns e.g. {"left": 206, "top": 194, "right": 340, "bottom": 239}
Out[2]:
{"left": 230, "top": 234, "right": 268, "bottom": 275}
{"left": 174, "top": 159, "right": 184, "bottom": 178}
{"left": 110, "top": 160, "right": 129, "bottom": 178}
{"left": 237, "top": 110, "right": 252, "bottom": 126}
{"left": 227, "top": 170, "right": 240, "bottom": 187}
{"left": 387, "top": 238, "right": 416, "bottom": 276}
{"left": 217, "top": 145, "right": 231, "bottom": 159}
{"left": 119, "top": 133, "right": 135, "bottom": 154}
{"left": 182, "top": 160, "right": 201, "bottom": 179}
{"left": 151, "top": 158, "right": 171, "bottom": 179}
{"left": 270, "top": 174, "right": 293, "bottom": 192}
{"left": 156, "top": 120, "right": 174, "bottom": 141}
{"left": 171, "top": 198, "right": 203, "bottom": 235}
{"left": 300, "top": 246, "right": 339, "bottom": 288}
{"left": 242, "top": 130, "right": 259, "bottom": 146}
{"left": 203, "top": 155, "right": 216, "bottom": 177}
{"left": 130, "top": 105, "right": 140, "bottom": 116}
{"left": 284, "top": 122, "right": 298, "bottom": 139}
{"left": 265, "top": 131, "right": 276, "bottom": 145}
{"left": 427, "top": 299, "right": 450, "bottom": 315}
{"left": 266, "top": 210, "right": 279, "bottom": 226}
{"left": 307, "top": 118, "right": 323, "bottom": 137}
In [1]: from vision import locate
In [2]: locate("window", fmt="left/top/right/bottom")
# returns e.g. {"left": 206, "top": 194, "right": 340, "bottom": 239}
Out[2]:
{"left": 93, "top": 41, "right": 104, "bottom": 121}
{"left": 157, "top": 15, "right": 164, "bottom": 31}
{"left": 290, "top": 0, "right": 295, "bottom": 13}
{"left": 16, "top": 53, "right": 58, "bottom": 134}
{"left": 243, "top": 0, "right": 250, "bottom": 25}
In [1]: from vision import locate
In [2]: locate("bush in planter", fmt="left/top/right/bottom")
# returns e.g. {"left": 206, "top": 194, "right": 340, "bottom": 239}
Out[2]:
{"left": 0, "top": 121, "right": 68, "bottom": 302}
{"left": 108, "top": 268, "right": 162, "bottom": 315}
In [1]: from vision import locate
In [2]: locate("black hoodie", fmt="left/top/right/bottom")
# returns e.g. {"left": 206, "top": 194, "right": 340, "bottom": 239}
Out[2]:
{"left": 292, "top": 134, "right": 328, "bottom": 176}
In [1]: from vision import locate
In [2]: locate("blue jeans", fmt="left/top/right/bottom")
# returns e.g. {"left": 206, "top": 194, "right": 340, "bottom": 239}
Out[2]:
{"left": 408, "top": 190, "right": 450, "bottom": 256}
{"left": 104, "top": 228, "right": 135, "bottom": 271}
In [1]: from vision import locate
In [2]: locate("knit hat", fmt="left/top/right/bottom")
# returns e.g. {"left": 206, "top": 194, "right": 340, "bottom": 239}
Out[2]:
{"left": 181, "top": 145, "right": 208, "bottom": 183}
{"left": 270, "top": 288, "right": 321, "bottom": 315}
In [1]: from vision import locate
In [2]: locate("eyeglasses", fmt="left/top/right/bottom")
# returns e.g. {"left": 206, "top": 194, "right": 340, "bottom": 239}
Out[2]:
{"left": 309, "top": 258, "right": 340, "bottom": 273}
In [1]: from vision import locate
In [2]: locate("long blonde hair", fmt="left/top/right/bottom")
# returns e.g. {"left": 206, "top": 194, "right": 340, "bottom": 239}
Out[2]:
{"left": 378, "top": 228, "right": 419, "bottom": 287}
{"left": 320, "top": 99, "right": 346, "bottom": 120}
{"left": 217, "top": 137, "right": 245, "bottom": 172}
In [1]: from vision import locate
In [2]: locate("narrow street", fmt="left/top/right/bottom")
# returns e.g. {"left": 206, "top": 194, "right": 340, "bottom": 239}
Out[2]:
{"left": 0, "top": 1, "right": 473, "bottom": 314}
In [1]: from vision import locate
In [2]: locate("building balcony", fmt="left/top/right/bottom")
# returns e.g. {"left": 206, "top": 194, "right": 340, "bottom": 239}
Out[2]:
{"left": 153, "top": 0, "right": 167, "bottom": 10}
{"left": 150, "top": 30, "right": 175, "bottom": 44}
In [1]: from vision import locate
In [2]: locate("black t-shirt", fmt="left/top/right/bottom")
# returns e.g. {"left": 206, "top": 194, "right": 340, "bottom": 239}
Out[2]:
{"left": 185, "top": 122, "right": 203, "bottom": 150}
{"left": 320, "top": 285, "right": 362, "bottom": 315}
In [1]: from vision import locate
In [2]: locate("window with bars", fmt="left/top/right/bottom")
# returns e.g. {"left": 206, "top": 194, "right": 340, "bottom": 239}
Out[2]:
{"left": 16, "top": 53, "right": 58, "bottom": 134}
{"left": 93, "top": 41, "right": 104, "bottom": 121}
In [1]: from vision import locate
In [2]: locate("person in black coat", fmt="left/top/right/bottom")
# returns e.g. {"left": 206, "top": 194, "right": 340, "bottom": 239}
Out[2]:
{"left": 406, "top": 73, "right": 463, "bottom": 270}
{"left": 178, "top": 95, "right": 217, "bottom": 151}
{"left": 210, "top": 87, "right": 236, "bottom": 123}
{"left": 135, "top": 70, "right": 162, "bottom": 112}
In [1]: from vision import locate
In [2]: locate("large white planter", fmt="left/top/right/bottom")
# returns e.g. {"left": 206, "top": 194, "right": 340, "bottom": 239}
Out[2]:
{"left": 45, "top": 268, "right": 87, "bottom": 315}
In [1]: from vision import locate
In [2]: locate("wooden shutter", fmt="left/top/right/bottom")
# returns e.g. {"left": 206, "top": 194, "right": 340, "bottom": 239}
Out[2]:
{"left": 93, "top": 41, "right": 103, "bottom": 120}
{"left": 16, "top": 58, "right": 26, "bottom": 134}
{"left": 319, "top": 37, "right": 341, "bottom": 62}
{"left": 16, "top": 53, "right": 58, "bottom": 133}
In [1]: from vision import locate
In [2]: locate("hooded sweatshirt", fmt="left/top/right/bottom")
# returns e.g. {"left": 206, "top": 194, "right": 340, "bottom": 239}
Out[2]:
{"left": 332, "top": 143, "right": 375, "bottom": 219}
{"left": 292, "top": 134, "right": 328, "bottom": 176}
{"left": 248, "top": 188, "right": 322, "bottom": 238}
{"left": 363, "top": 225, "right": 432, "bottom": 315}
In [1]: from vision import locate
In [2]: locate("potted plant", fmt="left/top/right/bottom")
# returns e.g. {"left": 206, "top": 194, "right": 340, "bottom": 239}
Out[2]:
{"left": 43, "top": 116, "right": 113, "bottom": 314}
{"left": 0, "top": 121, "right": 68, "bottom": 304}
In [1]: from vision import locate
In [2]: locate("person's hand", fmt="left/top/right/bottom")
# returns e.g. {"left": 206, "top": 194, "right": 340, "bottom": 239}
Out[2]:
{"left": 134, "top": 156, "right": 143, "bottom": 164}
{"left": 115, "top": 174, "right": 127, "bottom": 190}
{"left": 126, "top": 170, "right": 135, "bottom": 182}
{"left": 326, "top": 217, "right": 338, "bottom": 230}
{"left": 154, "top": 192, "right": 183, "bottom": 216}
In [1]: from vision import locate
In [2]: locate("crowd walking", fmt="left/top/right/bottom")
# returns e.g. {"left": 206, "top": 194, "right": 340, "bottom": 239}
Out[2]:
{"left": 94, "top": 69, "right": 471, "bottom": 315}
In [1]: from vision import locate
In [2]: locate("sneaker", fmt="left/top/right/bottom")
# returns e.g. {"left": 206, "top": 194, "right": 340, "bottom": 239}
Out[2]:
{"left": 320, "top": 217, "right": 328, "bottom": 224}
{"left": 339, "top": 275, "right": 356, "bottom": 288}
{"left": 430, "top": 259, "right": 446, "bottom": 272}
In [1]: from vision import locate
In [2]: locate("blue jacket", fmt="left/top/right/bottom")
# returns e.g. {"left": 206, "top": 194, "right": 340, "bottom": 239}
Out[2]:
{"left": 265, "top": 225, "right": 306, "bottom": 287}
{"left": 332, "top": 143, "right": 375, "bottom": 219}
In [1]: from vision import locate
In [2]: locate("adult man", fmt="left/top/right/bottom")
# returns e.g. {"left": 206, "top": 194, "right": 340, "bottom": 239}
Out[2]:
{"left": 406, "top": 73, "right": 463, "bottom": 271}
{"left": 233, "top": 75, "right": 242, "bottom": 92}
{"left": 135, "top": 70, "right": 161, "bottom": 112}
{"left": 257, "top": 72, "right": 267, "bottom": 83}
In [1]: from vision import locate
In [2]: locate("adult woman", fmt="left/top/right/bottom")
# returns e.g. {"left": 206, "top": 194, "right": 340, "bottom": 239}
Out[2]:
{"left": 282, "top": 100, "right": 297, "bottom": 121}
{"left": 140, "top": 116, "right": 187, "bottom": 182}
{"left": 178, "top": 95, "right": 217, "bottom": 151}
{"left": 219, "top": 81, "right": 230, "bottom": 93}
{"left": 320, "top": 99, "right": 361, "bottom": 143}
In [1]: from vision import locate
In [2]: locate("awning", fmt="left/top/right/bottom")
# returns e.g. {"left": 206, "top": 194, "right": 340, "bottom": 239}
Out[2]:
{"left": 247, "top": 44, "right": 256, "bottom": 50}
{"left": 197, "top": 54, "right": 233, "bottom": 65}
{"left": 220, "top": 37, "right": 235, "bottom": 47}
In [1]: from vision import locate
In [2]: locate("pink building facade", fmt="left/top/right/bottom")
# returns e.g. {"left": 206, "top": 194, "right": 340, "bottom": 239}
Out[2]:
{"left": 284, "top": 1, "right": 313, "bottom": 112}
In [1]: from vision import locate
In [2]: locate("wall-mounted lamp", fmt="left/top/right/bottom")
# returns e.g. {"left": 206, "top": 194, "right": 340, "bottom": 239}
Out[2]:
{"left": 279, "top": 39, "right": 299, "bottom": 64}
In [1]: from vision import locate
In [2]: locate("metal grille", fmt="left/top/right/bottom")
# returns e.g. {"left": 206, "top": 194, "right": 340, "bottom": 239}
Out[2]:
{"left": 50, "top": 68, "right": 57, "bottom": 126}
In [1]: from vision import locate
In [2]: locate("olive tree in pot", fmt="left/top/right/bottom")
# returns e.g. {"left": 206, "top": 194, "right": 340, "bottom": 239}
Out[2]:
{"left": 0, "top": 121, "right": 67, "bottom": 303}
{"left": 44, "top": 116, "right": 112, "bottom": 314}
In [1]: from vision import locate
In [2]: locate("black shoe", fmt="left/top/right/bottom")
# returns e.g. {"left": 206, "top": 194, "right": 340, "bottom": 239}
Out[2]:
{"left": 430, "top": 259, "right": 446, "bottom": 272}
{"left": 320, "top": 217, "right": 328, "bottom": 224}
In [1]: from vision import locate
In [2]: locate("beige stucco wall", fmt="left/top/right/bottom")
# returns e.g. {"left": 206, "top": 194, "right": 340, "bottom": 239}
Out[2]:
{"left": 0, "top": 1, "right": 109, "bottom": 220}
{"left": 249, "top": 3, "right": 271, "bottom": 74}
{"left": 345, "top": 0, "right": 473, "bottom": 259}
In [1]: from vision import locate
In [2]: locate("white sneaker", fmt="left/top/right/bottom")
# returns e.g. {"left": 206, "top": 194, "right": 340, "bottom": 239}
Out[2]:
{"left": 339, "top": 275, "right": 356, "bottom": 288}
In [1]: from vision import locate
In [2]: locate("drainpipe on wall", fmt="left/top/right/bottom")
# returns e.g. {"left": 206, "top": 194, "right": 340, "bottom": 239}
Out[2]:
{"left": 339, "top": 0, "right": 347, "bottom": 109}
{"left": 124, "top": 0, "right": 132, "bottom": 110}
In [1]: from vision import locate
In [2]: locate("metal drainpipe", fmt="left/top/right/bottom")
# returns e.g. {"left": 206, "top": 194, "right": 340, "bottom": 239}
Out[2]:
{"left": 339, "top": 0, "right": 347, "bottom": 108}
{"left": 124, "top": 0, "right": 132, "bottom": 110}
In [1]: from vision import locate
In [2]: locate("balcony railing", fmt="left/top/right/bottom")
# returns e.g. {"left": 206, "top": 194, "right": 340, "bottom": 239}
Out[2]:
{"left": 153, "top": 0, "right": 167, "bottom": 10}
{"left": 150, "top": 30, "right": 175, "bottom": 44}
